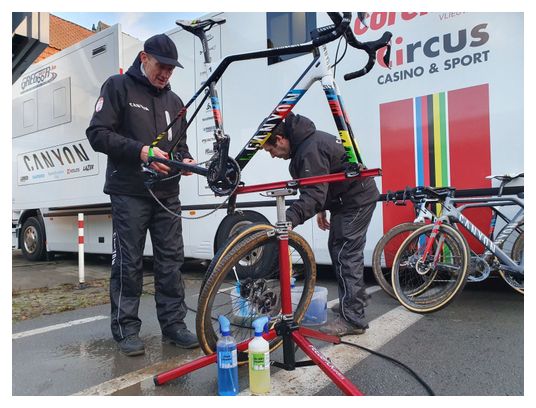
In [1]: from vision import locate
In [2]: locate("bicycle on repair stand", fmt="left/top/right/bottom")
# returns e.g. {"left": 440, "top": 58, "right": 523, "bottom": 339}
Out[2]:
{"left": 145, "top": 13, "right": 394, "bottom": 395}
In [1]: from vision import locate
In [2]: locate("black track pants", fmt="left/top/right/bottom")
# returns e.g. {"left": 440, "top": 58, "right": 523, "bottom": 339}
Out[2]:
{"left": 328, "top": 202, "right": 376, "bottom": 328}
{"left": 110, "top": 194, "right": 187, "bottom": 341}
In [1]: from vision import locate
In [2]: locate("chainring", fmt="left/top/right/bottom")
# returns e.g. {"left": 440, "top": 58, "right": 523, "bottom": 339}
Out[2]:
{"left": 207, "top": 157, "right": 241, "bottom": 196}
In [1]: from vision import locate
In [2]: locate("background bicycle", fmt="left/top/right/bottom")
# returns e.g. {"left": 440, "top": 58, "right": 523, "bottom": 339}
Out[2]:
{"left": 390, "top": 179, "right": 523, "bottom": 313}
{"left": 372, "top": 173, "right": 524, "bottom": 299}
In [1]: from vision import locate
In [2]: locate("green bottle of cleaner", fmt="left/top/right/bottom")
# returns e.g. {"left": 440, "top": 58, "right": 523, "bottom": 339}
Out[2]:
{"left": 248, "top": 316, "right": 270, "bottom": 395}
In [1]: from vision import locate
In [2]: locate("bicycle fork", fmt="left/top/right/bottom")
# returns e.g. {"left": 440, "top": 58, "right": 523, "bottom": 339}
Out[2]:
{"left": 417, "top": 221, "right": 446, "bottom": 274}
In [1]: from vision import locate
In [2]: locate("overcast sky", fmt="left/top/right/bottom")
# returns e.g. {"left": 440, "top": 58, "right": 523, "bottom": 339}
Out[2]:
{"left": 54, "top": 12, "right": 206, "bottom": 41}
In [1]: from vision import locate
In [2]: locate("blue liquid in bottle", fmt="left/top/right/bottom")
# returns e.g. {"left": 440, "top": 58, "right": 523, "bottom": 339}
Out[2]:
{"left": 217, "top": 316, "right": 239, "bottom": 396}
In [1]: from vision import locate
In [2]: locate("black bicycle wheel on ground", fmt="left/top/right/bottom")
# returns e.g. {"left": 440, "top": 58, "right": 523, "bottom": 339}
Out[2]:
{"left": 372, "top": 222, "right": 425, "bottom": 299}
{"left": 500, "top": 229, "right": 524, "bottom": 294}
{"left": 391, "top": 223, "right": 470, "bottom": 313}
{"left": 196, "top": 229, "right": 316, "bottom": 362}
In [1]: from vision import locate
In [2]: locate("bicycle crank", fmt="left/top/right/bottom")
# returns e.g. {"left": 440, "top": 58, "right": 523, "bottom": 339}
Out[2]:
{"left": 467, "top": 256, "right": 490, "bottom": 282}
{"left": 207, "top": 156, "right": 241, "bottom": 196}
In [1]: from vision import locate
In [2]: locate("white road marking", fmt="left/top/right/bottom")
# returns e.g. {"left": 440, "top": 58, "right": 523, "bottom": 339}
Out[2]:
{"left": 73, "top": 351, "right": 205, "bottom": 396}
{"left": 12, "top": 316, "right": 109, "bottom": 340}
{"left": 239, "top": 306, "right": 423, "bottom": 396}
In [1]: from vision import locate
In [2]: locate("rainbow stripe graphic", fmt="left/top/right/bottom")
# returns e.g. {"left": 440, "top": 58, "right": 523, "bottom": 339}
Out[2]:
{"left": 380, "top": 84, "right": 492, "bottom": 252}
{"left": 414, "top": 93, "right": 449, "bottom": 189}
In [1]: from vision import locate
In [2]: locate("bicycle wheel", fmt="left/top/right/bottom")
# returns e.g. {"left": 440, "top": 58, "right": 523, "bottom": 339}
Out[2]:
{"left": 391, "top": 223, "right": 470, "bottom": 313}
{"left": 499, "top": 230, "right": 524, "bottom": 294}
{"left": 196, "top": 229, "right": 316, "bottom": 362}
{"left": 199, "top": 223, "right": 275, "bottom": 294}
{"left": 372, "top": 222, "right": 425, "bottom": 298}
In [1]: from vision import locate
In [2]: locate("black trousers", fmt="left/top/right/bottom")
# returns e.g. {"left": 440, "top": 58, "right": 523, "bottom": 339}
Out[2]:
{"left": 328, "top": 202, "right": 376, "bottom": 328}
{"left": 109, "top": 194, "right": 187, "bottom": 341}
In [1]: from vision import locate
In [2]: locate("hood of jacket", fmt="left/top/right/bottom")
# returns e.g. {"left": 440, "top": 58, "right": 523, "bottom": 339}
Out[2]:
{"left": 285, "top": 112, "right": 317, "bottom": 158}
{"left": 125, "top": 53, "right": 171, "bottom": 95}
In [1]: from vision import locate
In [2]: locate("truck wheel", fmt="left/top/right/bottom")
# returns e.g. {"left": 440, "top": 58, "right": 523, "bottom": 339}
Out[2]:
{"left": 215, "top": 211, "right": 271, "bottom": 250}
{"left": 214, "top": 211, "right": 276, "bottom": 279}
{"left": 20, "top": 217, "right": 47, "bottom": 261}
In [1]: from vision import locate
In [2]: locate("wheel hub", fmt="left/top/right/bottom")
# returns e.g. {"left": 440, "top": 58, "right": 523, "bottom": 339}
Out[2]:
{"left": 24, "top": 226, "right": 38, "bottom": 253}
{"left": 240, "top": 278, "right": 278, "bottom": 315}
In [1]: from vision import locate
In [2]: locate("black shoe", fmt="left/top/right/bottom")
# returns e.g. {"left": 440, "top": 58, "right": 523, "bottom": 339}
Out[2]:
{"left": 162, "top": 328, "right": 199, "bottom": 349}
{"left": 330, "top": 294, "right": 370, "bottom": 314}
{"left": 117, "top": 334, "right": 145, "bottom": 356}
{"left": 319, "top": 315, "right": 367, "bottom": 337}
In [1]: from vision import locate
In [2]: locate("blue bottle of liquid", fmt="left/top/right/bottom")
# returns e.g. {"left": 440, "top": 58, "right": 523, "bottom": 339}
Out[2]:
{"left": 217, "top": 315, "right": 239, "bottom": 396}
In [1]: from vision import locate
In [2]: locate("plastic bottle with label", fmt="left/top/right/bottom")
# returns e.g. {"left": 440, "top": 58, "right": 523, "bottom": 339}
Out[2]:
{"left": 217, "top": 315, "right": 239, "bottom": 396}
{"left": 248, "top": 316, "right": 270, "bottom": 395}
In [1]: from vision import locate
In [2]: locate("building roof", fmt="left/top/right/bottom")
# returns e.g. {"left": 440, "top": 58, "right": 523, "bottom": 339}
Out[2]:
{"left": 34, "top": 14, "right": 96, "bottom": 63}
{"left": 49, "top": 14, "right": 94, "bottom": 50}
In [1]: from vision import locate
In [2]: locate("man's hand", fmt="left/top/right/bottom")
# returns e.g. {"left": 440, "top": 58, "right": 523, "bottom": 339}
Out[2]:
{"left": 181, "top": 158, "right": 197, "bottom": 176}
{"left": 140, "top": 146, "right": 170, "bottom": 175}
{"left": 316, "top": 211, "right": 330, "bottom": 231}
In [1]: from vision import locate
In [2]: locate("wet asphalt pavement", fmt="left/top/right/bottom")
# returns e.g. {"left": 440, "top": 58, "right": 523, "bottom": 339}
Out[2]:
{"left": 12, "top": 252, "right": 523, "bottom": 396}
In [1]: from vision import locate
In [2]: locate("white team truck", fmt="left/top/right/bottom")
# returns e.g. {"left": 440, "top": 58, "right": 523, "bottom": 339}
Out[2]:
{"left": 12, "top": 12, "right": 524, "bottom": 264}
{"left": 12, "top": 25, "right": 142, "bottom": 260}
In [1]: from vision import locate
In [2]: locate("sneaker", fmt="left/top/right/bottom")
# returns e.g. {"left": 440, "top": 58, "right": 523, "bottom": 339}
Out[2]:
{"left": 162, "top": 328, "right": 200, "bottom": 349}
{"left": 117, "top": 334, "right": 145, "bottom": 356}
{"left": 319, "top": 315, "right": 367, "bottom": 337}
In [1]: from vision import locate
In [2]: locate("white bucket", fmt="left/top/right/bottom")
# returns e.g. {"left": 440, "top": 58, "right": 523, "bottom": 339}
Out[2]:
{"left": 291, "top": 285, "right": 328, "bottom": 326}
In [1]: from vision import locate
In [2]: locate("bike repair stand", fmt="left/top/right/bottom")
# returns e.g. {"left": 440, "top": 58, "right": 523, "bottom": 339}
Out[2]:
{"left": 153, "top": 187, "right": 364, "bottom": 396}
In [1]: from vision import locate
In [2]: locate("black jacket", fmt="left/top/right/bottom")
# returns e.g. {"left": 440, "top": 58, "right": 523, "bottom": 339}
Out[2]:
{"left": 285, "top": 113, "right": 380, "bottom": 227}
{"left": 86, "top": 54, "right": 192, "bottom": 198}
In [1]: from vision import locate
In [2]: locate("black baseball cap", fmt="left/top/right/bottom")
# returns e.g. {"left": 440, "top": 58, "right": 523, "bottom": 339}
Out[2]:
{"left": 143, "top": 34, "right": 184, "bottom": 68}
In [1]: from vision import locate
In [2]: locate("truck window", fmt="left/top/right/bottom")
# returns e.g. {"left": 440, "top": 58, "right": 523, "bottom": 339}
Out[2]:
{"left": 266, "top": 12, "right": 317, "bottom": 65}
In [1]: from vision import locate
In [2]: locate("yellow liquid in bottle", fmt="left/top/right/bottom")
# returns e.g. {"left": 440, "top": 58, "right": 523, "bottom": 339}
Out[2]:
{"left": 249, "top": 351, "right": 270, "bottom": 395}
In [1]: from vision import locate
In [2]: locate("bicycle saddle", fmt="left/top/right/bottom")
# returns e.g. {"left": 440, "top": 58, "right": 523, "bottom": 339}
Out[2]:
{"left": 176, "top": 18, "right": 226, "bottom": 34}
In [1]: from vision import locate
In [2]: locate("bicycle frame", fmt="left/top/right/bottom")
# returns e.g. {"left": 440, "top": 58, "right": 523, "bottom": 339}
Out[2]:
{"left": 233, "top": 46, "right": 364, "bottom": 171}
{"left": 412, "top": 199, "right": 437, "bottom": 223}
{"left": 433, "top": 196, "right": 524, "bottom": 273}
{"left": 149, "top": 20, "right": 369, "bottom": 183}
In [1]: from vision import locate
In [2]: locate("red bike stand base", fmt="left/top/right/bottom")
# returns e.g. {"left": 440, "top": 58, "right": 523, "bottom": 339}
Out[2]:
{"left": 153, "top": 317, "right": 364, "bottom": 396}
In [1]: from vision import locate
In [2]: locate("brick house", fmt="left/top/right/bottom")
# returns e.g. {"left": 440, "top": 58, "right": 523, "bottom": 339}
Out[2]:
{"left": 33, "top": 15, "right": 104, "bottom": 63}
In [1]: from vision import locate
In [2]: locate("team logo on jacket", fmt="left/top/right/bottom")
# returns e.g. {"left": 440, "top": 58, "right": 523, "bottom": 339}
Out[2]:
{"left": 95, "top": 97, "right": 104, "bottom": 112}
{"left": 129, "top": 102, "right": 150, "bottom": 111}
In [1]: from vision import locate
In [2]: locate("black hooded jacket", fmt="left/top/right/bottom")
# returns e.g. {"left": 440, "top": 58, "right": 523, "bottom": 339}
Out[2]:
{"left": 86, "top": 54, "right": 192, "bottom": 198}
{"left": 284, "top": 113, "right": 380, "bottom": 227}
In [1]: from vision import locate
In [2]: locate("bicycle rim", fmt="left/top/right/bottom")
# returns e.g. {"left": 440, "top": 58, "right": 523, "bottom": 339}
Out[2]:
{"left": 392, "top": 223, "right": 469, "bottom": 313}
{"left": 372, "top": 222, "right": 425, "bottom": 299}
{"left": 196, "top": 230, "right": 316, "bottom": 362}
{"left": 499, "top": 230, "right": 524, "bottom": 294}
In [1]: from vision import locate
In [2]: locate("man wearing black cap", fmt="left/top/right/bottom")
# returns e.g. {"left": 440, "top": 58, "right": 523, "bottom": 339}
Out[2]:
{"left": 262, "top": 112, "right": 379, "bottom": 337}
{"left": 86, "top": 34, "right": 198, "bottom": 356}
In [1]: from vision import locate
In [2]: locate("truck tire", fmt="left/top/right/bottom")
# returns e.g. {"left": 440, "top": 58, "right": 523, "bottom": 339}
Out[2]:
{"left": 214, "top": 211, "right": 271, "bottom": 250}
{"left": 20, "top": 217, "right": 47, "bottom": 261}
{"left": 214, "top": 211, "right": 276, "bottom": 280}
